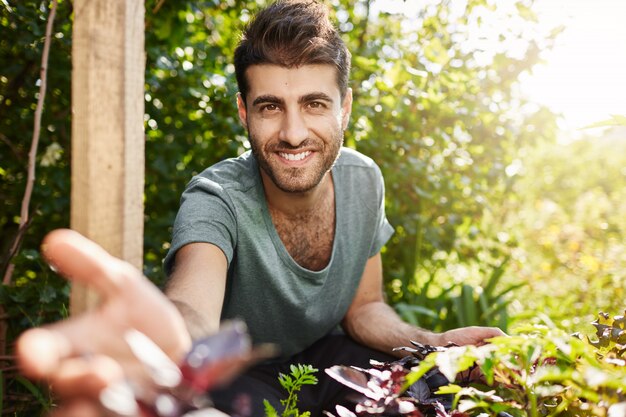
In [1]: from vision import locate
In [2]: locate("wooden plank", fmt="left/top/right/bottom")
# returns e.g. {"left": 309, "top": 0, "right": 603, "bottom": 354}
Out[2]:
{"left": 70, "top": 0, "right": 145, "bottom": 314}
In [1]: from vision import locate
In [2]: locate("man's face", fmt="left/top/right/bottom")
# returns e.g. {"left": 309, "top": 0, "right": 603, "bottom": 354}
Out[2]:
{"left": 237, "top": 64, "right": 352, "bottom": 194}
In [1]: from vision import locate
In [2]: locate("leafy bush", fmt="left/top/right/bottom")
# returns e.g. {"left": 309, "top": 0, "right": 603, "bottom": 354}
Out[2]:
{"left": 395, "top": 255, "right": 521, "bottom": 332}
{"left": 425, "top": 315, "right": 626, "bottom": 417}
{"left": 325, "top": 312, "right": 626, "bottom": 416}
{"left": 503, "top": 129, "right": 626, "bottom": 332}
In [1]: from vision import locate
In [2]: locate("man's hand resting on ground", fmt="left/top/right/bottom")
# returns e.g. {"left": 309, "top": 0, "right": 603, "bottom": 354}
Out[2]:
{"left": 436, "top": 326, "right": 506, "bottom": 347}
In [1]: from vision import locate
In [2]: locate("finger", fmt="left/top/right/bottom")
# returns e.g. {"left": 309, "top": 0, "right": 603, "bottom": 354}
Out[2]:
{"left": 16, "top": 315, "right": 136, "bottom": 379}
{"left": 41, "top": 229, "right": 140, "bottom": 299}
{"left": 17, "top": 325, "right": 151, "bottom": 400}
{"left": 48, "top": 399, "right": 104, "bottom": 417}
{"left": 49, "top": 355, "right": 125, "bottom": 398}
{"left": 184, "top": 409, "right": 231, "bottom": 417}
{"left": 16, "top": 327, "right": 73, "bottom": 379}
{"left": 475, "top": 326, "right": 507, "bottom": 344}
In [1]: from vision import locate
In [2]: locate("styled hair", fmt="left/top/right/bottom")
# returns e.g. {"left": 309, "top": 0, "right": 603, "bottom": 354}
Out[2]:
{"left": 234, "top": 0, "right": 351, "bottom": 103}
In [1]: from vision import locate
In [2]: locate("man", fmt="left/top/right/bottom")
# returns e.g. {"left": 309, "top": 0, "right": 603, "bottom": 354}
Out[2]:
{"left": 164, "top": 1, "right": 501, "bottom": 414}
{"left": 17, "top": 1, "right": 503, "bottom": 416}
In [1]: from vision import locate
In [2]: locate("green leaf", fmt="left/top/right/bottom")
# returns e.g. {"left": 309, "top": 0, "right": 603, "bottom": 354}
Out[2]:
{"left": 461, "top": 284, "right": 477, "bottom": 325}
{"left": 434, "top": 346, "right": 478, "bottom": 382}
{"left": 14, "top": 376, "right": 50, "bottom": 411}
{"left": 435, "top": 383, "right": 463, "bottom": 395}
{"left": 482, "top": 256, "right": 510, "bottom": 297}
{"left": 263, "top": 399, "right": 279, "bottom": 417}
{"left": 268, "top": 364, "right": 318, "bottom": 417}
{"left": 278, "top": 372, "right": 293, "bottom": 391}
{"left": 39, "top": 285, "right": 57, "bottom": 303}
{"left": 404, "top": 355, "right": 436, "bottom": 388}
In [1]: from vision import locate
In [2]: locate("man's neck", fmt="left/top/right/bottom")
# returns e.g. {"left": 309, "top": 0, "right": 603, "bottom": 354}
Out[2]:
{"left": 260, "top": 171, "right": 334, "bottom": 218}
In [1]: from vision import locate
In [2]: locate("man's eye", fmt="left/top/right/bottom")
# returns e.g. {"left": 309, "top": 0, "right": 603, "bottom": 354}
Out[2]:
{"left": 261, "top": 104, "right": 279, "bottom": 112}
{"left": 308, "top": 101, "right": 326, "bottom": 109}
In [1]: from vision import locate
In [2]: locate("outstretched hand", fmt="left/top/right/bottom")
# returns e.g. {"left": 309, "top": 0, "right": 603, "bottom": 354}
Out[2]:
{"left": 16, "top": 229, "right": 193, "bottom": 416}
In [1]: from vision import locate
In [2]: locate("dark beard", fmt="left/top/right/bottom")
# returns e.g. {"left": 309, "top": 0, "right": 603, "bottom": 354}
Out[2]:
{"left": 249, "top": 135, "right": 343, "bottom": 193}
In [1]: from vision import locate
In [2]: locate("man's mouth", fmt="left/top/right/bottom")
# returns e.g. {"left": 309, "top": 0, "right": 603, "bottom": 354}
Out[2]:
{"left": 278, "top": 151, "right": 312, "bottom": 162}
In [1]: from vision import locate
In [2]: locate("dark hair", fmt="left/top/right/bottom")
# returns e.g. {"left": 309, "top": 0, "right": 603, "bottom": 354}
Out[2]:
{"left": 234, "top": 0, "right": 351, "bottom": 103}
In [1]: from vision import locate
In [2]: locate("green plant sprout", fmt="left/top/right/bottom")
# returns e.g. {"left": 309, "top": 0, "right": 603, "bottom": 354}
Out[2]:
{"left": 264, "top": 364, "right": 318, "bottom": 417}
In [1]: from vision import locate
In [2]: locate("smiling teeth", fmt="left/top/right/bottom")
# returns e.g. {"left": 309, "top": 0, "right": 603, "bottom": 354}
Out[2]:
{"left": 279, "top": 151, "right": 311, "bottom": 161}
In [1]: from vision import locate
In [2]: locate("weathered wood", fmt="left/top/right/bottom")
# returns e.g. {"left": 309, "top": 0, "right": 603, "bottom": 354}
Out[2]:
{"left": 70, "top": 0, "right": 145, "bottom": 314}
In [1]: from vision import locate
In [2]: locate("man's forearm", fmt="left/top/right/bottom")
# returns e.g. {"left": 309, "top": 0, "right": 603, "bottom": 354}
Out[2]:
{"left": 342, "top": 301, "right": 442, "bottom": 357}
{"left": 170, "top": 299, "right": 219, "bottom": 341}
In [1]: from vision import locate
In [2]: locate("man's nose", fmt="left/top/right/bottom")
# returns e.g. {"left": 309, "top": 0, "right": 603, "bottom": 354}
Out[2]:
{"left": 278, "top": 110, "right": 309, "bottom": 147}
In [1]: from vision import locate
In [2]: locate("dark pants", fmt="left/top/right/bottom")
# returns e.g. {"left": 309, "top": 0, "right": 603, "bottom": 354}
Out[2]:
{"left": 210, "top": 334, "right": 396, "bottom": 417}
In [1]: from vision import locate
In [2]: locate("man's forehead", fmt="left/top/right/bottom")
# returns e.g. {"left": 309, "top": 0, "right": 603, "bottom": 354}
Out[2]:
{"left": 244, "top": 64, "right": 340, "bottom": 101}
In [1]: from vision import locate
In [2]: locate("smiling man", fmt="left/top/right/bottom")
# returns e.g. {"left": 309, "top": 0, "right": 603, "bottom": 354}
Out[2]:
{"left": 243, "top": 64, "right": 349, "bottom": 194}
{"left": 162, "top": 1, "right": 504, "bottom": 415}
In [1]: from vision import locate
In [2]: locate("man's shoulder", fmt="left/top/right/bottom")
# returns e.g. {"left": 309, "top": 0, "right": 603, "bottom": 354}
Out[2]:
{"left": 336, "top": 147, "right": 379, "bottom": 170}
{"left": 335, "top": 148, "right": 384, "bottom": 180}
{"left": 192, "top": 151, "right": 258, "bottom": 191}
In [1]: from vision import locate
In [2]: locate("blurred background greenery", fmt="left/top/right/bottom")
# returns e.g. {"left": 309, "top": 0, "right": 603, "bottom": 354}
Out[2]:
{"left": 1, "top": 0, "right": 625, "bottom": 414}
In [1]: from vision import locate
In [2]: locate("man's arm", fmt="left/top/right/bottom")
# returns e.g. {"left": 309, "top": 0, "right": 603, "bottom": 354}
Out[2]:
{"left": 341, "top": 253, "right": 505, "bottom": 356}
{"left": 165, "top": 242, "right": 229, "bottom": 340}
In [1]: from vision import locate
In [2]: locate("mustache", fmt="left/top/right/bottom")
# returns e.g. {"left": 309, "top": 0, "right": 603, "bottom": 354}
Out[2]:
{"left": 268, "top": 139, "right": 316, "bottom": 151}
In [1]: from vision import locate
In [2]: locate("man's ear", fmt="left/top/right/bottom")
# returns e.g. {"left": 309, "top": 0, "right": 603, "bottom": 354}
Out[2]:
{"left": 341, "top": 88, "right": 353, "bottom": 130}
{"left": 236, "top": 93, "right": 248, "bottom": 128}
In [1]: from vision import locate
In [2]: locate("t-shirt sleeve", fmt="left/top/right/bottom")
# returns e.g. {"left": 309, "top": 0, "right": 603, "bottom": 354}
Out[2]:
{"left": 163, "top": 176, "right": 237, "bottom": 276}
{"left": 368, "top": 165, "right": 394, "bottom": 257}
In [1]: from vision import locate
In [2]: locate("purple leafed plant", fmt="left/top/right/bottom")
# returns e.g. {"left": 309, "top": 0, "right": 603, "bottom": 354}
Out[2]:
{"left": 324, "top": 341, "right": 512, "bottom": 417}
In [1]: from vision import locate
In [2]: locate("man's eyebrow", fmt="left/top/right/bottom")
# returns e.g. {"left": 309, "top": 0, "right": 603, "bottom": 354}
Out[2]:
{"left": 251, "top": 92, "right": 334, "bottom": 107}
{"left": 252, "top": 95, "right": 284, "bottom": 106}
{"left": 299, "top": 92, "right": 334, "bottom": 104}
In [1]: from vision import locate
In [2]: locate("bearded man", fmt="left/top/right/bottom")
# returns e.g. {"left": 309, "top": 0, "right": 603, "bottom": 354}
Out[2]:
{"left": 163, "top": 1, "right": 503, "bottom": 415}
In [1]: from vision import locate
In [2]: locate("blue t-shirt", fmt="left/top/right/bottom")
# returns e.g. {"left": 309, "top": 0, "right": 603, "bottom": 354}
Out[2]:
{"left": 164, "top": 147, "right": 394, "bottom": 358}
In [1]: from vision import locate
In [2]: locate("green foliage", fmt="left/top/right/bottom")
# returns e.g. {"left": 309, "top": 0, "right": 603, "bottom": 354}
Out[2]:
{"left": 12, "top": 375, "right": 52, "bottom": 413}
{"left": 503, "top": 130, "right": 626, "bottom": 332}
{"left": 405, "top": 316, "right": 626, "bottom": 416}
{"left": 0, "top": 369, "right": 53, "bottom": 415}
{"left": 0, "top": 264, "right": 69, "bottom": 342}
{"left": 1, "top": 0, "right": 72, "bottom": 261}
{"left": 0, "top": 264, "right": 67, "bottom": 414}
{"left": 264, "top": 399, "right": 280, "bottom": 417}
{"left": 395, "top": 255, "right": 521, "bottom": 332}
{"left": 0, "top": 11, "right": 72, "bottom": 412}
{"left": 264, "top": 364, "right": 318, "bottom": 417}
{"left": 588, "top": 311, "right": 626, "bottom": 360}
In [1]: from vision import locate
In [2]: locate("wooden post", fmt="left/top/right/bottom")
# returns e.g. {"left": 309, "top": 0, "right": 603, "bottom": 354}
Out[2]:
{"left": 70, "top": 0, "right": 145, "bottom": 314}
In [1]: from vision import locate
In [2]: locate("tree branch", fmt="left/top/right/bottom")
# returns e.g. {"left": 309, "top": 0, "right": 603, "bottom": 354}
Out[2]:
{"left": 3, "top": 0, "right": 59, "bottom": 285}
{"left": 152, "top": 0, "right": 166, "bottom": 14}
{"left": 0, "top": 133, "right": 24, "bottom": 161}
